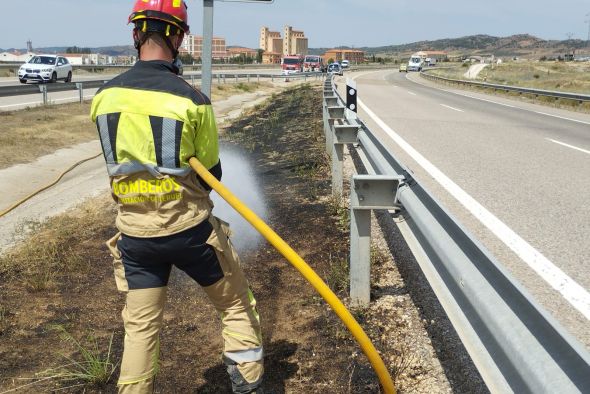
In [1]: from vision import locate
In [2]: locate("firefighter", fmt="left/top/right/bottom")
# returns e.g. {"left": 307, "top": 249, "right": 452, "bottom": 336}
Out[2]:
{"left": 90, "top": 1, "right": 264, "bottom": 392}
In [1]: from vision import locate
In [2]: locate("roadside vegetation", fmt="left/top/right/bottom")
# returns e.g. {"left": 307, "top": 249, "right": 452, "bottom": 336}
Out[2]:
{"left": 426, "top": 60, "right": 590, "bottom": 112}
{"left": 0, "top": 84, "right": 384, "bottom": 393}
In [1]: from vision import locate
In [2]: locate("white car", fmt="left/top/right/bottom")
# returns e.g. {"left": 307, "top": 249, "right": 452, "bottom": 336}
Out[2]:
{"left": 327, "top": 63, "right": 343, "bottom": 76}
{"left": 340, "top": 60, "right": 350, "bottom": 68}
{"left": 18, "top": 55, "right": 73, "bottom": 84}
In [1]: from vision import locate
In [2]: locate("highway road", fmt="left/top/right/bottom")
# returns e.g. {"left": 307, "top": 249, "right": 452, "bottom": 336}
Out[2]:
{"left": 0, "top": 68, "right": 289, "bottom": 111}
{"left": 0, "top": 67, "right": 283, "bottom": 87}
{"left": 340, "top": 69, "right": 590, "bottom": 349}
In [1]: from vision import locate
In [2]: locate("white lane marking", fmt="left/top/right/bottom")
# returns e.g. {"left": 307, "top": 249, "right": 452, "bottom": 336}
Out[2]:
{"left": 407, "top": 91, "right": 416, "bottom": 96}
{"left": 405, "top": 73, "right": 590, "bottom": 126}
{"left": 440, "top": 104, "right": 464, "bottom": 112}
{"left": 547, "top": 138, "right": 590, "bottom": 155}
{"left": 534, "top": 111, "right": 590, "bottom": 126}
{"left": 358, "top": 97, "right": 590, "bottom": 320}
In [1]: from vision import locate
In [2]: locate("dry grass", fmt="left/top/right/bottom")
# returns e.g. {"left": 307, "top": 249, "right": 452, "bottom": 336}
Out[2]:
{"left": 0, "top": 82, "right": 277, "bottom": 170}
{"left": 0, "top": 102, "right": 95, "bottom": 169}
{"left": 0, "top": 197, "right": 115, "bottom": 289}
{"left": 210, "top": 81, "right": 275, "bottom": 100}
{"left": 429, "top": 61, "right": 590, "bottom": 93}
{"left": 479, "top": 61, "right": 590, "bottom": 93}
{"left": 427, "top": 61, "right": 590, "bottom": 113}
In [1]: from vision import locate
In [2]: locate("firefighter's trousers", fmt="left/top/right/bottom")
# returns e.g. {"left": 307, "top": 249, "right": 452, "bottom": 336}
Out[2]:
{"left": 106, "top": 216, "right": 263, "bottom": 394}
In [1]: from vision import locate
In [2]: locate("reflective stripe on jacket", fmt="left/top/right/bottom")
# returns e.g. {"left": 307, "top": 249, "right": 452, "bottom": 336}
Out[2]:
{"left": 90, "top": 60, "right": 222, "bottom": 237}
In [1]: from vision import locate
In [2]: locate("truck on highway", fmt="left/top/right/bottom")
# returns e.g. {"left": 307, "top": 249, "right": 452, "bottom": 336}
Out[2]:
{"left": 303, "top": 55, "right": 325, "bottom": 72}
{"left": 407, "top": 53, "right": 424, "bottom": 72}
{"left": 281, "top": 55, "right": 303, "bottom": 75}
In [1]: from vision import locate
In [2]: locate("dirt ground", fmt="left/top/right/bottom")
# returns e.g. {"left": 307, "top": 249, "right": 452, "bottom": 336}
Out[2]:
{"left": 0, "top": 84, "right": 487, "bottom": 393}
{"left": 0, "top": 83, "right": 376, "bottom": 393}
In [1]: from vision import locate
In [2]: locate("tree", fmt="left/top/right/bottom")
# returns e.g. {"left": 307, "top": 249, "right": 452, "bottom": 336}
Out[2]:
{"left": 178, "top": 52, "right": 195, "bottom": 65}
{"left": 66, "top": 46, "right": 91, "bottom": 54}
{"left": 257, "top": 49, "right": 263, "bottom": 64}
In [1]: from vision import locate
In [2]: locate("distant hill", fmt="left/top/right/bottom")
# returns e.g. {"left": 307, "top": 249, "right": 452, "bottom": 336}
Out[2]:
{"left": 3, "top": 34, "right": 588, "bottom": 59}
{"left": 0, "top": 45, "right": 135, "bottom": 56}
{"left": 310, "top": 34, "right": 589, "bottom": 58}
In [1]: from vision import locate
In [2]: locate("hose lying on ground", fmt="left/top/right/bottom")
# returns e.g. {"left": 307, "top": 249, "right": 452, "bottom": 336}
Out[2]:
{"left": 0, "top": 153, "right": 102, "bottom": 218}
{"left": 189, "top": 157, "right": 396, "bottom": 394}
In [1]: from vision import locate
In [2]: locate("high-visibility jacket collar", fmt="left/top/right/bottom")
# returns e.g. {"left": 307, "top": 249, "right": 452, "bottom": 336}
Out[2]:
{"left": 134, "top": 60, "right": 176, "bottom": 74}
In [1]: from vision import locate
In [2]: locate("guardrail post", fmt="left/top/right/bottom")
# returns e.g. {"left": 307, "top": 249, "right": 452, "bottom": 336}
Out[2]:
{"left": 257, "top": 74, "right": 260, "bottom": 83}
{"left": 39, "top": 84, "right": 48, "bottom": 105}
{"left": 191, "top": 75, "right": 195, "bottom": 87}
{"left": 271, "top": 75, "right": 274, "bottom": 82}
{"left": 217, "top": 74, "right": 221, "bottom": 84}
{"left": 235, "top": 75, "right": 238, "bottom": 83}
{"left": 247, "top": 75, "right": 250, "bottom": 83}
{"left": 75, "top": 83, "right": 84, "bottom": 103}
{"left": 326, "top": 106, "right": 345, "bottom": 158}
{"left": 349, "top": 175, "right": 401, "bottom": 306}
{"left": 332, "top": 125, "right": 359, "bottom": 196}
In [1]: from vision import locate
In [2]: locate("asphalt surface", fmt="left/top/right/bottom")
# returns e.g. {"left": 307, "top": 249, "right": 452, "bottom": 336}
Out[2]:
{"left": 339, "top": 69, "right": 590, "bottom": 349}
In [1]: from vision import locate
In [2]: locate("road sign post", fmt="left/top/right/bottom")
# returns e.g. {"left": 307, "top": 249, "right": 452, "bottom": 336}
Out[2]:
{"left": 201, "top": 0, "right": 274, "bottom": 98}
{"left": 346, "top": 78, "right": 357, "bottom": 114}
{"left": 201, "top": 0, "right": 214, "bottom": 98}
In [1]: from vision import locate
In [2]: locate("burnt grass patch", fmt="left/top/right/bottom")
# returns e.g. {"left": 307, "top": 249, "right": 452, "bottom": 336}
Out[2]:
{"left": 0, "top": 83, "right": 384, "bottom": 393}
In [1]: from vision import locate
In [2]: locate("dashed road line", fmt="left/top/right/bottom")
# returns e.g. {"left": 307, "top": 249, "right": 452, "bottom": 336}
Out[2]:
{"left": 547, "top": 138, "right": 590, "bottom": 156}
{"left": 440, "top": 104, "right": 464, "bottom": 112}
{"left": 405, "top": 73, "right": 590, "bottom": 125}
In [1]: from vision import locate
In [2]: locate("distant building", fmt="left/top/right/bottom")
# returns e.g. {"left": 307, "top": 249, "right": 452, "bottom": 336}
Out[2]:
{"left": 323, "top": 49, "right": 365, "bottom": 64}
{"left": 283, "top": 26, "right": 308, "bottom": 56}
{"left": 415, "top": 50, "right": 448, "bottom": 62}
{"left": 259, "top": 25, "right": 309, "bottom": 63}
{"left": 262, "top": 51, "right": 281, "bottom": 64}
{"left": 181, "top": 35, "right": 228, "bottom": 59}
{"left": 227, "top": 47, "right": 258, "bottom": 59}
{"left": 260, "top": 27, "right": 283, "bottom": 54}
{"left": 0, "top": 51, "right": 34, "bottom": 63}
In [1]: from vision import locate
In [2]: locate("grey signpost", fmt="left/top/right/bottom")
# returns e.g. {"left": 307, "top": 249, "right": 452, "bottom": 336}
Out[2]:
{"left": 201, "top": 0, "right": 274, "bottom": 98}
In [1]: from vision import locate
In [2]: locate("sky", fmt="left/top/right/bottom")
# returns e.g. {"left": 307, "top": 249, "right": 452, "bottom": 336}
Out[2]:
{"left": 1, "top": 0, "right": 589, "bottom": 50}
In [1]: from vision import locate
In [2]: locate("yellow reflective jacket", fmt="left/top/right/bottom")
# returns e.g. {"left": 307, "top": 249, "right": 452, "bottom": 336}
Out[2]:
{"left": 90, "top": 60, "right": 222, "bottom": 237}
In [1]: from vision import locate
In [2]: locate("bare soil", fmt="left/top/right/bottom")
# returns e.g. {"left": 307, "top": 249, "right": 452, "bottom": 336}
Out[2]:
{"left": 0, "top": 84, "right": 486, "bottom": 393}
{"left": 0, "top": 84, "right": 377, "bottom": 393}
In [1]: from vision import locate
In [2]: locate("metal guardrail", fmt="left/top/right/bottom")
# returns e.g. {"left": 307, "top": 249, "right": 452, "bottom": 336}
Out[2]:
{"left": 323, "top": 75, "right": 590, "bottom": 393}
{"left": 420, "top": 69, "right": 590, "bottom": 103}
{"left": 0, "top": 71, "right": 324, "bottom": 104}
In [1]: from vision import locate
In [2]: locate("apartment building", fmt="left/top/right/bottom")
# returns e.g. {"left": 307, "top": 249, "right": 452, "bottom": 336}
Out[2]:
{"left": 180, "top": 35, "right": 228, "bottom": 59}
{"left": 260, "top": 27, "right": 283, "bottom": 54}
{"left": 283, "top": 26, "right": 308, "bottom": 56}
{"left": 323, "top": 49, "right": 365, "bottom": 64}
{"left": 259, "top": 25, "right": 309, "bottom": 63}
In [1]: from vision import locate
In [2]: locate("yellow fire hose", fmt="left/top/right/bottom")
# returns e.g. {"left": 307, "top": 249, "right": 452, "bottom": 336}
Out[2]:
{"left": 189, "top": 157, "right": 396, "bottom": 394}
{"left": 0, "top": 153, "right": 103, "bottom": 219}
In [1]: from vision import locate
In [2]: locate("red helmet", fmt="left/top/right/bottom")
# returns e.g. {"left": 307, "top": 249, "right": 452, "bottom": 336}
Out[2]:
{"left": 129, "top": 0, "right": 190, "bottom": 34}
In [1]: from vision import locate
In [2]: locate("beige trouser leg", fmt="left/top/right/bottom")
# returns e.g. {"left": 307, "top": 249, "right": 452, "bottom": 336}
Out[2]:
{"left": 205, "top": 217, "right": 264, "bottom": 390}
{"left": 117, "top": 287, "right": 168, "bottom": 394}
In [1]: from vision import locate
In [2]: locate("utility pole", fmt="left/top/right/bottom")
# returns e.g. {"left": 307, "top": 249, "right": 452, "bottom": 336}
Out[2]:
{"left": 585, "top": 13, "right": 590, "bottom": 46}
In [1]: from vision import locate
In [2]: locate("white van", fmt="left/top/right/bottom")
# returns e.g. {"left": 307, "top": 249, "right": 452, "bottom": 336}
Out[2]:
{"left": 407, "top": 55, "right": 424, "bottom": 72}
{"left": 341, "top": 59, "right": 350, "bottom": 68}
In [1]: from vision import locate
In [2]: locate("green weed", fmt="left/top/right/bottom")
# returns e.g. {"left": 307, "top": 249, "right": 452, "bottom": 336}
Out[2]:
{"left": 326, "top": 254, "right": 349, "bottom": 295}
{"left": 40, "top": 325, "right": 118, "bottom": 387}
